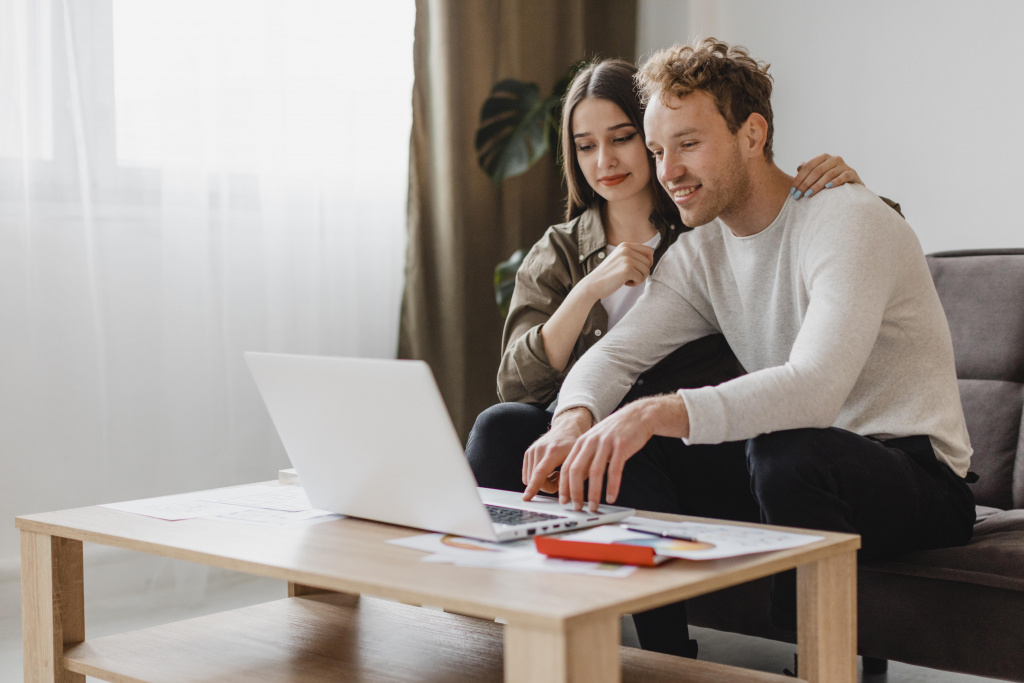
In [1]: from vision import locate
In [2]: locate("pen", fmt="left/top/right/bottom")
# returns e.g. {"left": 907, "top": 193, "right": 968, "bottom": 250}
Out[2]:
{"left": 620, "top": 524, "right": 701, "bottom": 543}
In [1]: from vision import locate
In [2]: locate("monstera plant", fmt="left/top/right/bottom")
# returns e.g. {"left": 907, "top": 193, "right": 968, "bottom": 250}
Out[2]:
{"left": 475, "top": 78, "right": 562, "bottom": 184}
{"left": 476, "top": 67, "right": 580, "bottom": 315}
{"left": 492, "top": 248, "right": 526, "bottom": 318}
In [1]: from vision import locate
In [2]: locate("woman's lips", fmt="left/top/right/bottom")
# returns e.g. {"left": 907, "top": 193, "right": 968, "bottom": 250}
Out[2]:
{"left": 599, "top": 174, "right": 629, "bottom": 186}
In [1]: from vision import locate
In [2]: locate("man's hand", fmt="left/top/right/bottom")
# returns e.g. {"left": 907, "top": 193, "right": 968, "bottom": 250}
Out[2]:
{"left": 522, "top": 407, "right": 594, "bottom": 500}
{"left": 560, "top": 394, "right": 690, "bottom": 512}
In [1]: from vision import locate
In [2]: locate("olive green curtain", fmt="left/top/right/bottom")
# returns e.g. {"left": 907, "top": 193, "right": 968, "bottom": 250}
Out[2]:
{"left": 400, "top": 0, "right": 637, "bottom": 441}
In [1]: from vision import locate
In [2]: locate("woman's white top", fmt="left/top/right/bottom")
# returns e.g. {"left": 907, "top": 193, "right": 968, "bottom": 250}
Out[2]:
{"left": 600, "top": 232, "right": 662, "bottom": 330}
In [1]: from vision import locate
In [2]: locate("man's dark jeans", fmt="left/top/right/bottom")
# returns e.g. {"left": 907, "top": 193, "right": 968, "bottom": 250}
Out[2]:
{"left": 465, "top": 403, "right": 976, "bottom": 655}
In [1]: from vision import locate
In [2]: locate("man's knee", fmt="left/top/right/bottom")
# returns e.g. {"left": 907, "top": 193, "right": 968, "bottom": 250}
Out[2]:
{"left": 746, "top": 428, "right": 827, "bottom": 469}
{"left": 745, "top": 429, "right": 835, "bottom": 499}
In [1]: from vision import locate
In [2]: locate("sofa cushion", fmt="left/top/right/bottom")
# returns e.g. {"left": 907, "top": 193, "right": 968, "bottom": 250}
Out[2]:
{"left": 957, "top": 379, "right": 1024, "bottom": 509}
{"left": 928, "top": 251, "right": 1024, "bottom": 383}
{"left": 862, "top": 507, "right": 1024, "bottom": 591}
{"left": 857, "top": 568, "right": 1024, "bottom": 680}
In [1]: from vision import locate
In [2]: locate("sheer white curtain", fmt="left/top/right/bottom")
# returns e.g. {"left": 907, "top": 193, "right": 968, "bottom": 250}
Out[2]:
{"left": 0, "top": 0, "right": 413, "bottom": 573}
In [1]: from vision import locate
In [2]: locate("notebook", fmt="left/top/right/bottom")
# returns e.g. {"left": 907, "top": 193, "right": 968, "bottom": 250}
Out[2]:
{"left": 245, "top": 352, "right": 634, "bottom": 541}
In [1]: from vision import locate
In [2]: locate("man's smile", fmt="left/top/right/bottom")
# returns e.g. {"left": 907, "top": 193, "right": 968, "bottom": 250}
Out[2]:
{"left": 669, "top": 184, "right": 701, "bottom": 205}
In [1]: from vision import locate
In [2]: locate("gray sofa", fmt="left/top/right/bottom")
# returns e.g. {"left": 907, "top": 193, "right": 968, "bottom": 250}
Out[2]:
{"left": 685, "top": 249, "right": 1024, "bottom": 680}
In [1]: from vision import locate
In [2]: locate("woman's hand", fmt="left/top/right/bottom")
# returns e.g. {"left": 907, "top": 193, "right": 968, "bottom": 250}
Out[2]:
{"left": 579, "top": 242, "right": 655, "bottom": 302}
{"left": 791, "top": 154, "right": 863, "bottom": 199}
{"left": 538, "top": 241, "right": 654, "bottom": 373}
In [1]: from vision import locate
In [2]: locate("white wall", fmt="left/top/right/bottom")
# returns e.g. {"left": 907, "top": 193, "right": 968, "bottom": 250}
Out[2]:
{"left": 637, "top": 0, "right": 1024, "bottom": 254}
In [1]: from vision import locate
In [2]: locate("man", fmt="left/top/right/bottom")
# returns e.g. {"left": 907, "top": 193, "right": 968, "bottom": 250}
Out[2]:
{"left": 521, "top": 38, "right": 976, "bottom": 653}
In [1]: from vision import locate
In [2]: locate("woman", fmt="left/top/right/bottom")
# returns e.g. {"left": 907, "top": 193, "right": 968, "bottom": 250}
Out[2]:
{"left": 467, "top": 59, "right": 863, "bottom": 493}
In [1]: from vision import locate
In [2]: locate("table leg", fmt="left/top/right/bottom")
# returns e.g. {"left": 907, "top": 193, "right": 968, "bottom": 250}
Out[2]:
{"left": 504, "top": 614, "right": 620, "bottom": 683}
{"left": 288, "top": 584, "right": 361, "bottom": 612}
{"left": 797, "top": 550, "right": 856, "bottom": 683}
{"left": 289, "top": 582, "right": 345, "bottom": 598}
{"left": 21, "top": 531, "right": 85, "bottom": 683}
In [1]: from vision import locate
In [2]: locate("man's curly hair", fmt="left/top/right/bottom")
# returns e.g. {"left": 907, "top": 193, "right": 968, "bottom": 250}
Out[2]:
{"left": 636, "top": 38, "right": 775, "bottom": 162}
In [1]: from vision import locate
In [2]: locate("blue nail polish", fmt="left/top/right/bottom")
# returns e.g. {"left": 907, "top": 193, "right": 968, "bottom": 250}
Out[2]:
{"left": 789, "top": 187, "right": 796, "bottom": 196}
{"left": 804, "top": 189, "right": 813, "bottom": 198}
{"left": 793, "top": 190, "right": 802, "bottom": 199}
{"left": 825, "top": 182, "right": 834, "bottom": 189}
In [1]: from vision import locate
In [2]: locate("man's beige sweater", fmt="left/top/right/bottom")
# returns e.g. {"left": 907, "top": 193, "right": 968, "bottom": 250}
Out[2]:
{"left": 556, "top": 184, "right": 972, "bottom": 477}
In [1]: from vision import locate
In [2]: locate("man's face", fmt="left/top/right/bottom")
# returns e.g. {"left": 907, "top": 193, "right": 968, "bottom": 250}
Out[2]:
{"left": 644, "top": 90, "right": 750, "bottom": 227}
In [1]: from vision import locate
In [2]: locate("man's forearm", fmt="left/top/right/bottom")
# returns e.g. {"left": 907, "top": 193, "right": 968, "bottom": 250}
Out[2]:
{"left": 555, "top": 394, "right": 690, "bottom": 439}
{"left": 552, "top": 405, "right": 596, "bottom": 432}
{"left": 636, "top": 393, "right": 691, "bottom": 439}
{"left": 556, "top": 279, "right": 712, "bottom": 423}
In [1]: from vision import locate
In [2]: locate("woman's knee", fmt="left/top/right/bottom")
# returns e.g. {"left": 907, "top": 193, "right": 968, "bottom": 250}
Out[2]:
{"left": 468, "top": 403, "right": 550, "bottom": 452}
{"left": 472, "top": 401, "right": 543, "bottom": 431}
{"left": 465, "top": 403, "right": 550, "bottom": 491}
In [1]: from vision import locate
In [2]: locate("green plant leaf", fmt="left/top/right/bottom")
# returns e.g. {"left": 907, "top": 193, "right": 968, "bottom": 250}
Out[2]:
{"left": 494, "top": 249, "right": 527, "bottom": 318}
{"left": 475, "top": 80, "right": 552, "bottom": 184}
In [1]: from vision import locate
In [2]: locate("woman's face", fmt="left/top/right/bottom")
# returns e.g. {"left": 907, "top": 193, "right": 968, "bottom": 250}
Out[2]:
{"left": 571, "top": 97, "right": 651, "bottom": 205}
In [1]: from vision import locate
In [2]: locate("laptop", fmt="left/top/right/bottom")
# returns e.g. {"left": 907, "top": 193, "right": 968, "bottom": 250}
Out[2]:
{"left": 245, "top": 352, "right": 634, "bottom": 541}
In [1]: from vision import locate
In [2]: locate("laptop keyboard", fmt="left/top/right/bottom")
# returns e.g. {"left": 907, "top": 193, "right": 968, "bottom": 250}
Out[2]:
{"left": 486, "top": 504, "right": 564, "bottom": 526}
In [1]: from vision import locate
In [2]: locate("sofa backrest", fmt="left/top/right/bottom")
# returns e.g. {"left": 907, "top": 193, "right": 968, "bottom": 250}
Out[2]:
{"left": 928, "top": 249, "right": 1024, "bottom": 510}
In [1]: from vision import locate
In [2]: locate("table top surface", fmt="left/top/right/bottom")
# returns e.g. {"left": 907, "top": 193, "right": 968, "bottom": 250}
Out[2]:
{"left": 16, "top": 481, "right": 859, "bottom": 626}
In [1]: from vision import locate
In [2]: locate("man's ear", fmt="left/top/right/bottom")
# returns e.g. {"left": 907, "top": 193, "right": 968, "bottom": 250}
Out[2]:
{"left": 740, "top": 113, "right": 769, "bottom": 159}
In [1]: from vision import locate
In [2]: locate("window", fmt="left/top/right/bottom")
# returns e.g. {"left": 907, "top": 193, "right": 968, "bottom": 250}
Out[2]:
{"left": 0, "top": 0, "right": 54, "bottom": 160}
{"left": 111, "top": 0, "right": 415, "bottom": 179}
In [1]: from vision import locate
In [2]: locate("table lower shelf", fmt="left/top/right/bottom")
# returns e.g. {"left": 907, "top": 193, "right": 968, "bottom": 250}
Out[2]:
{"left": 63, "top": 592, "right": 797, "bottom": 682}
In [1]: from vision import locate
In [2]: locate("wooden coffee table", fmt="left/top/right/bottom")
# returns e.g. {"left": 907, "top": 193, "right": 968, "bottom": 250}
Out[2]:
{"left": 17, "top": 483, "right": 859, "bottom": 682}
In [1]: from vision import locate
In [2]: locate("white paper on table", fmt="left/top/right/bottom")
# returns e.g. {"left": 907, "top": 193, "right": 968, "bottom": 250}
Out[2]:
{"left": 422, "top": 551, "right": 636, "bottom": 577}
{"left": 101, "top": 494, "right": 245, "bottom": 521}
{"left": 100, "top": 483, "right": 319, "bottom": 521}
{"left": 388, "top": 532, "right": 535, "bottom": 556}
{"left": 574, "top": 517, "right": 825, "bottom": 560}
{"left": 387, "top": 532, "right": 636, "bottom": 578}
{"left": 193, "top": 483, "right": 314, "bottom": 512}
{"left": 214, "top": 507, "right": 342, "bottom": 527}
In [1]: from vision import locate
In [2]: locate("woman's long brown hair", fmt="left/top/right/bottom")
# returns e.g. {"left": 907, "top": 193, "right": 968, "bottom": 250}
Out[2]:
{"left": 560, "top": 59, "right": 682, "bottom": 229}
